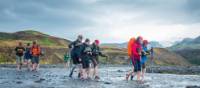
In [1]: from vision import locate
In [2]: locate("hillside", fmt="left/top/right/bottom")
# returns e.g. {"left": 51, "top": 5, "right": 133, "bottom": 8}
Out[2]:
{"left": 0, "top": 30, "right": 191, "bottom": 66}
{"left": 0, "top": 30, "right": 70, "bottom": 48}
{"left": 170, "top": 36, "right": 200, "bottom": 65}
{"left": 100, "top": 46, "right": 190, "bottom": 66}
{"left": 151, "top": 48, "right": 190, "bottom": 66}
{"left": 0, "top": 30, "right": 70, "bottom": 64}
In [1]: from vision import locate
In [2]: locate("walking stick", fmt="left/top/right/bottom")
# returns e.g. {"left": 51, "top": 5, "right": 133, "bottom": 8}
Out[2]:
{"left": 150, "top": 47, "right": 154, "bottom": 73}
{"left": 104, "top": 56, "right": 112, "bottom": 84}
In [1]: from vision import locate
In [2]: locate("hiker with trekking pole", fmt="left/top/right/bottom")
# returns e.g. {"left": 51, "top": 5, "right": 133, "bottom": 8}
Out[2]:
{"left": 131, "top": 36, "right": 143, "bottom": 83}
{"left": 141, "top": 40, "right": 151, "bottom": 81}
{"left": 91, "top": 40, "right": 108, "bottom": 80}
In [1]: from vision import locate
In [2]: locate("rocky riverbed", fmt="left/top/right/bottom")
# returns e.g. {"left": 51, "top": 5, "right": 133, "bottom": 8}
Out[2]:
{"left": 0, "top": 66, "right": 200, "bottom": 88}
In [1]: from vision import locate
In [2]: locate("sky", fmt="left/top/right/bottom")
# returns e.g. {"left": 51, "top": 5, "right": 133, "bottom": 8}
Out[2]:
{"left": 0, "top": 0, "right": 200, "bottom": 46}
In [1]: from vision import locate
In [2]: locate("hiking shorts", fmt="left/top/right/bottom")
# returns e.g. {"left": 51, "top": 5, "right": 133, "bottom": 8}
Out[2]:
{"left": 24, "top": 53, "right": 32, "bottom": 60}
{"left": 142, "top": 63, "right": 146, "bottom": 69}
{"left": 32, "top": 56, "right": 40, "bottom": 64}
{"left": 134, "top": 59, "right": 141, "bottom": 72}
{"left": 82, "top": 60, "right": 90, "bottom": 69}
{"left": 16, "top": 55, "right": 24, "bottom": 64}
{"left": 71, "top": 51, "right": 81, "bottom": 65}
{"left": 91, "top": 56, "right": 99, "bottom": 68}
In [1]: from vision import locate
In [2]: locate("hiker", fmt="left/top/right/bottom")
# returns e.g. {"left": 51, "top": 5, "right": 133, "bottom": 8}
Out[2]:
{"left": 141, "top": 40, "right": 150, "bottom": 81}
{"left": 132, "top": 36, "right": 143, "bottom": 82}
{"left": 91, "top": 40, "right": 107, "bottom": 80}
{"left": 69, "top": 35, "right": 83, "bottom": 78}
{"left": 30, "top": 41, "right": 41, "bottom": 71}
{"left": 24, "top": 43, "right": 32, "bottom": 71}
{"left": 64, "top": 52, "right": 70, "bottom": 68}
{"left": 126, "top": 37, "right": 136, "bottom": 81}
{"left": 15, "top": 42, "right": 25, "bottom": 71}
{"left": 80, "top": 38, "right": 92, "bottom": 80}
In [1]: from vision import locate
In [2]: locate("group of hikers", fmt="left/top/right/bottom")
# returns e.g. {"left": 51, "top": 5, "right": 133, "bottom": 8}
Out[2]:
{"left": 15, "top": 41, "right": 42, "bottom": 71}
{"left": 68, "top": 35, "right": 107, "bottom": 80}
{"left": 14, "top": 35, "right": 153, "bottom": 83}
{"left": 126, "top": 36, "right": 153, "bottom": 83}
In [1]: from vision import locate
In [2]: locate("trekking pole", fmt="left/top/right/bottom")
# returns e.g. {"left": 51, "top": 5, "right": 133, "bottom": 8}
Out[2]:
{"left": 150, "top": 47, "right": 154, "bottom": 73}
{"left": 103, "top": 56, "right": 111, "bottom": 84}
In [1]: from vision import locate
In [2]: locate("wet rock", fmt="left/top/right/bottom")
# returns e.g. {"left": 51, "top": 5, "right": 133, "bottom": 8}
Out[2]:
{"left": 34, "top": 78, "right": 45, "bottom": 83}
{"left": 104, "top": 82, "right": 112, "bottom": 84}
{"left": 186, "top": 86, "right": 200, "bottom": 88}
{"left": 16, "top": 81, "right": 23, "bottom": 84}
{"left": 47, "top": 87, "right": 55, "bottom": 88}
{"left": 117, "top": 75, "right": 123, "bottom": 77}
{"left": 117, "top": 70, "right": 124, "bottom": 73}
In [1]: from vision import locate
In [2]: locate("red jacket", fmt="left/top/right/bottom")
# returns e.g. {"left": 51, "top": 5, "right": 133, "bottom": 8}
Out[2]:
{"left": 131, "top": 42, "right": 142, "bottom": 60}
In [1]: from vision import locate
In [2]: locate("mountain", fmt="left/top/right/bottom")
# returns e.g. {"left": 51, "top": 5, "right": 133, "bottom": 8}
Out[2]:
{"left": 101, "top": 41, "right": 163, "bottom": 49}
{"left": 101, "top": 42, "right": 127, "bottom": 49}
{"left": 170, "top": 36, "right": 200, "bottom": 65}
{"left": 170, "top": 37, "right": 200, "bottom": 50}
{"left": 149, "top": 41, "right": 163, "bottom": 48}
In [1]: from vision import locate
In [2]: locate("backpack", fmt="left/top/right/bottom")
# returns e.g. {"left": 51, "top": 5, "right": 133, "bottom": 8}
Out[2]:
{"left": 31, "top": 45, "right": 41, "bottom": 56}
{"left": 128, "top": 37, "right": 135, "bottom": 57}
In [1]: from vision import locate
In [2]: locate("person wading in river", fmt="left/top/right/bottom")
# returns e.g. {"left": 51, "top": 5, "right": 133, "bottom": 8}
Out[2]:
{"left": 126, "top": 37, "right": 136, "bottom": 81}
{"left": 30, "top": 41, "right": 41, "bottom": 71}
{"left": 80, "top": 38, "right": 92, "bottom": 80}
{"left": 69, "top": 35, "right": 83, "bottom": 78}
{"left": 132, "top": 36, "right": 143, "bottom": 83}
{"left": 91, "top": 40, "right": 107, "bottom": 80}
{"left": 24, "top": 43, "right": 32, "bottom": 71}
{"left": 15, "top": 42, "right": 25, "bottom": 71}
{"left": 141, "top": 40, "right": 150, "bottom": 81}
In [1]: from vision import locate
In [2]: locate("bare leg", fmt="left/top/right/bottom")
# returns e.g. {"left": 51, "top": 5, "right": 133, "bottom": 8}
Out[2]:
{"left": 87, "top": 68, "right": 91, "bottom": 79}
{"left": 27, "top": 61, "right": 31, "bottom": 71}
{"left": 137, "top": 71, "right": 141, "bottom": 82}
{"left": 64, "top": 63, "right": 67, "bottom": 68}
{"left": 78, "top": 64, "right": 83, "bottom": 78}
{"left": 141, "top": 68, "right": 146, "bottom": 80}
{"left": 82, "top": 69, "right": 86, "bottom": 79}
{"left": 36, "top": 64, "right": 39, "bottom": 71}
{"left": 94, "top": 66, "right": 98, "bottom": 77}
{"left": 126, "top": 70, "right": 131, "bottom": 81}
{"left": 17, "top": 64, "right": 20, "bottom": 71}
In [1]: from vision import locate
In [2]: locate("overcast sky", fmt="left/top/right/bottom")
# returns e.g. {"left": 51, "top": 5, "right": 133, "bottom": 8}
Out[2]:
{"left": 0, "top": 0, "right": 200, "bottom": 46}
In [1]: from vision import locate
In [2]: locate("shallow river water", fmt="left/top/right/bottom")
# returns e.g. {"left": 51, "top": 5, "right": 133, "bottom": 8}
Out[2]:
{"left": 0, "top": 66, "right": 200, "bottom": 88}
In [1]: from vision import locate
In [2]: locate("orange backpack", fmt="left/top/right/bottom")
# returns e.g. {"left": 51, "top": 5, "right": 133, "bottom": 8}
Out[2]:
{"left": 127, "top": 37, "right": 135, "bottom": 57}
{"left": 31, "top": 45, "right": 41, "bottom": 56}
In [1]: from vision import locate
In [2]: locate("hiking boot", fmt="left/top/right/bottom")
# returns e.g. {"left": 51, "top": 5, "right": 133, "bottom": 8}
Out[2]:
{"left": 69, "top": 73, "right": 72, "bottom": 78}
{"left": 78, "top": 73, "right": 81, "bottom": 78}
{"left": 131, "top": 75, "right": 135, "bottom": 80}
{"left": 95, "top": 76, "right": 100, "bottom": 80}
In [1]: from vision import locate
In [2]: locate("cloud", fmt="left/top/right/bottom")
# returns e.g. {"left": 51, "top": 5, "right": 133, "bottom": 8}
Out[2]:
{"left": 0, "top": 0, "right": 200, "bottom": 46}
